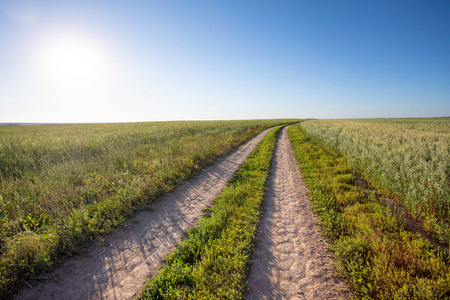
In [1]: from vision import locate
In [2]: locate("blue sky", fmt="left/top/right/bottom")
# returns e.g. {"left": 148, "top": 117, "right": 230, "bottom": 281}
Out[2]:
{"left": 1, "top": 0, "right": 449, "bottom": 123}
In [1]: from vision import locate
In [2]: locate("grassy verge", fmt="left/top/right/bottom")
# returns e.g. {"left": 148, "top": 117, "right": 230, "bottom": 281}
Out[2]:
{"left": 288, "top": 124, "right": 450, "bottom": 299}
{"left": 0, "top": 120, "right": 294, "bottom": 299}
{"left": 139, "top": 126, "right": 282, "bottom": 299}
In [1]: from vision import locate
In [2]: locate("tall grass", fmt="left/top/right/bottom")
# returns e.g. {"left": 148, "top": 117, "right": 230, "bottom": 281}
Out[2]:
{"left": 301, "top": 118, "right": 450, "bottom": 244}
{"left": 0, "top": 119, "right": 293, "bottom": 298}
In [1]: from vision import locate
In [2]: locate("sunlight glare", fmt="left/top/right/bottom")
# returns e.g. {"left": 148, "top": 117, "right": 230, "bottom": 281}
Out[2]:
{"left": 38, "top": 34, "right": 111, "bottom": 86}
{"left": 32, "top": 32, "right": 120, "bottom": 121}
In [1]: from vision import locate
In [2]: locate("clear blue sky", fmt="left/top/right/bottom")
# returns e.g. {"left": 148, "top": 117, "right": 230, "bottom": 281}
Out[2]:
{"left": 1, "top": 0, "right": 449, "bottom": 123}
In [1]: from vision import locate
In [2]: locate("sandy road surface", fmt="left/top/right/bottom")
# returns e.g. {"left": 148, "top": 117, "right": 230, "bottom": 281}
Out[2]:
{"left": 246, "top": 126, "right": 348, "bottom": 300}
{"left": 15, "top": 128, "right": 273, "bottom": 300}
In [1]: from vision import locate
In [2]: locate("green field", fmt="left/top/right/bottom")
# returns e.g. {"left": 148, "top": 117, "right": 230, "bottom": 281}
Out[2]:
{"left": 301, "top": 118, "right": 450, "bottom": 244}
{"left": 0, "top": 119, "right": 293, "bottom": 296}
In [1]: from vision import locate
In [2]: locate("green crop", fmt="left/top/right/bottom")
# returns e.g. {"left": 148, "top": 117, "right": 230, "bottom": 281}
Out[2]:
{"left": 301, "top": 118, "right": 450, "bottom": 244}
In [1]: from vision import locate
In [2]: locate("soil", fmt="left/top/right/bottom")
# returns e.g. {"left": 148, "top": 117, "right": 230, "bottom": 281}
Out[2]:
{"left": 245, "top": 127, "right": 348, "bottom": 300}
{"left": 381, "top": 198, "right": 449, "bottom": 255}
{"left": 14, "top": 128, "right": 273, "bottom": 300}
{"left": 356, "top": 176, "right": 449, "bottom": 255}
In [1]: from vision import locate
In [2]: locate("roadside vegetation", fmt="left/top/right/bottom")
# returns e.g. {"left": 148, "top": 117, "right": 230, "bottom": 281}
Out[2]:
{"left": 288, "top": 123, "right": 450, "bottom": 299}
{"left": 301, "top": 118, "right": 450, "bottom": 245}
{"left": 0, "top": 119, "right": 293, "bottom": 298}
{"left": 139, "top": 126, "right": 282, "bottom": 299}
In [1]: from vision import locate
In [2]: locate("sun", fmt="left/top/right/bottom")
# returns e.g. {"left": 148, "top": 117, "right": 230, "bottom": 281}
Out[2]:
{"left": 37, "top": 34, "right": 111, "bottom": 87}
{"left": 32, "top": 32, "right": 118, "bottom": 119}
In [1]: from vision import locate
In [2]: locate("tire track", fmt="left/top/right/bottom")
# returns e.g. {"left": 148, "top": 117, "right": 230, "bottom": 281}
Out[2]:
{"left": 15, "top": 128, "right": 273, "bottom": 300}
{"left": 246, "top": 126, "right": 348, "bottom": 300}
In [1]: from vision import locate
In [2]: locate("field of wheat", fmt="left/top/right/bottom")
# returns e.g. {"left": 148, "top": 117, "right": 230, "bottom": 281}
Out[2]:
{"left": 301, "top": 118, "right": 450, "bottom": 244}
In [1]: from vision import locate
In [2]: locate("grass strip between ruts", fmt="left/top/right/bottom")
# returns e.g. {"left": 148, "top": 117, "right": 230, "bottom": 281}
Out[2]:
{"left": 288, "top": 123, "right": 450, "bottom": 299}
{"left": 139, "top": 126, "right": 282, "bottom": 299}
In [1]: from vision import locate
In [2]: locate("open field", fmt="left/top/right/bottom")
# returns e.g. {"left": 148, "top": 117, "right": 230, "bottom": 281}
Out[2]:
{"left": 289, "top": 123, "right": 450, "bottom": 298}
{"left": 14, "top": 127, "right": 276, "bottom": 300}
{"left": 0, "top": 119, "right": 294, "bottom": 298}
{"left": 301, "top": 118, "right": 450, "bottom": 245}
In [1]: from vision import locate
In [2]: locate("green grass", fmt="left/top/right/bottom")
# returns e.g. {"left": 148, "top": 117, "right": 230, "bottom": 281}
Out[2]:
{"left": 139, "top": 125, "right": 282, "bottom": 299}
{"left": 0, "top": 119, "right": 295, "bottom": 299}
{"left": 288, "top": 123, "right": 450, "bottom": 299}
{"left": 301, "top": 118, "right": 450, "bottom": 245}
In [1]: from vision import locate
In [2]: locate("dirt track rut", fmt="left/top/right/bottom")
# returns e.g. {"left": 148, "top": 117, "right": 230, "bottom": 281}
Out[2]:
{"left": 246, "top": 126, "right": 347, "bottom": 300}
{"left": 15, "top": 128, "right": 272, "bottom": 300}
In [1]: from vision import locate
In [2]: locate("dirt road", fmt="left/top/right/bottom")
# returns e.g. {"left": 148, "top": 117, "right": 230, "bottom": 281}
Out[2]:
{"left": 246, "top": 126, "right": 348, "bottom": 299}
{"left": 15, "top": 128, "right": 273, "bottom": 300}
